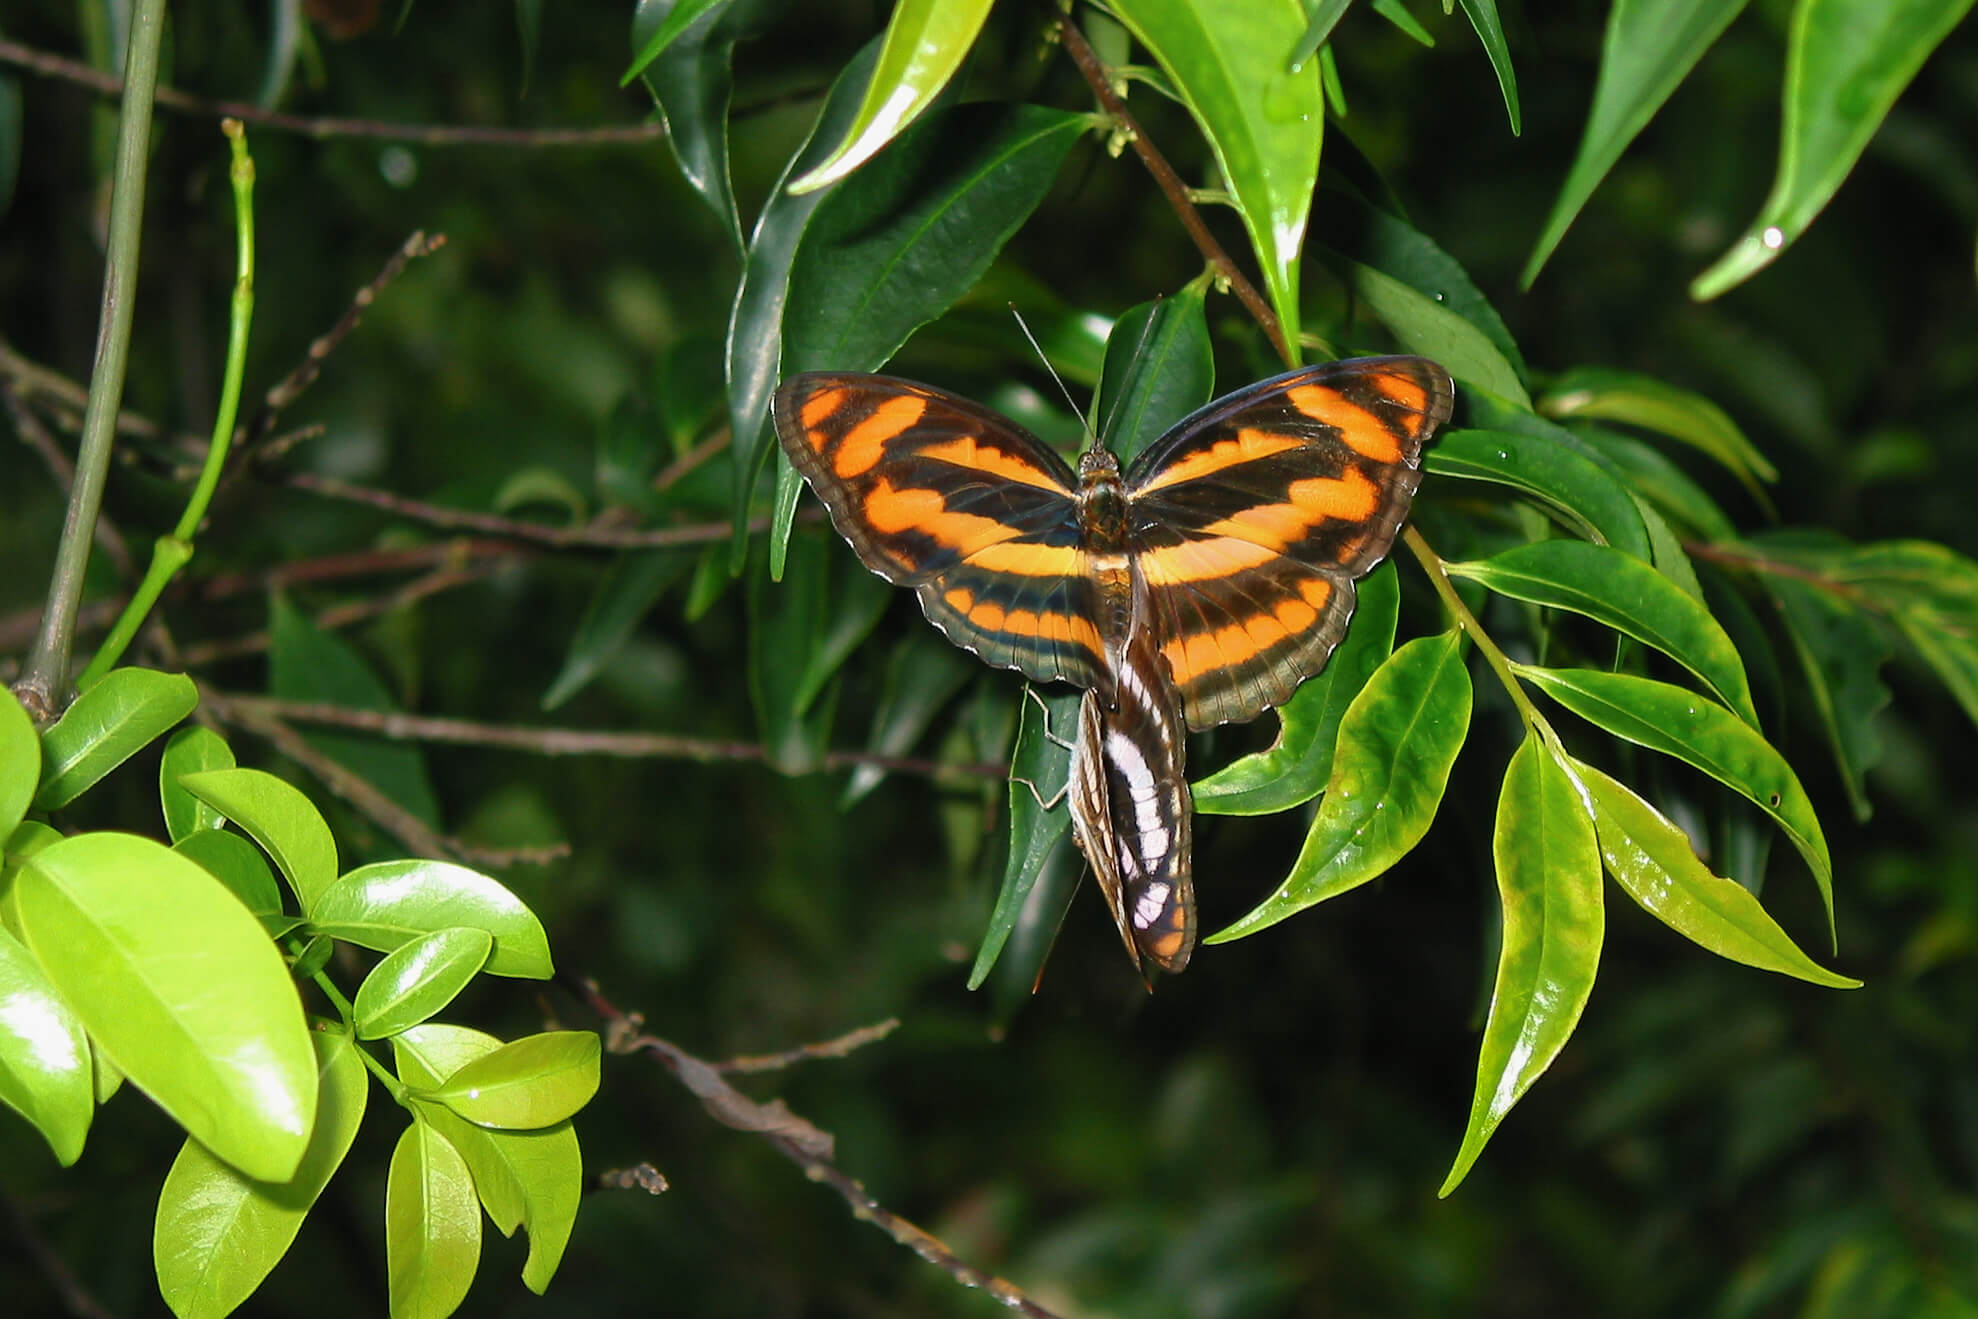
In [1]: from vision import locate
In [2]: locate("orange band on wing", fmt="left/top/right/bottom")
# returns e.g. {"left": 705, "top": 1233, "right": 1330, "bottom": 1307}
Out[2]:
{"left": 950, "top": 590, "right": 1103, "bottom": 650}
{"left": 1133, "top": 427, "right": 1305, "bottom": 493}
{"left": 1161, "top": 587, "right": 1335, "bottom": 685}
{"left": 832, "top": 395, "right": 928, "bottom": 478}
{"left": 1285, "top": 384, "right": 1404, "bottom": 464}
{"left": 917, "top": 437, "right": 1069, "bottom": 491}
{"left": 1199, "top": 467, "right": 1384, "bottom": 550}
{"left": 799, "top": 386, "right": 850, "bottom": 430}
{"left": 965, "top": 539, "right": 1084, "bottom": 577}
{"left": 1137, "top": 536, "right": 1280, "bottom": 585}
{"left": 863, "top": 479, "right": 1022, "bottom": 557}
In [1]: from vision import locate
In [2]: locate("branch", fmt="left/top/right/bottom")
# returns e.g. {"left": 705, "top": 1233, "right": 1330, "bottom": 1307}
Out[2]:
{"left": 712, "top": 1018, "right": 901, "bottom": 1074}
{"left": 0, "top": 39, "right": 667, "bottom": 148}
{"left": 204, "top": 694, "right": 1005, "bottom": 782}
{"left": 1055, "top": 13, "right": 1291, "bottom": 367}
{"left": 574, "top": 981, "right": 1069, "bottom": 1319}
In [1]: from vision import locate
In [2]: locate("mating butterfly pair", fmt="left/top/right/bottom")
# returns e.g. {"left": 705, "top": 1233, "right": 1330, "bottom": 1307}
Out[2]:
{"left": 773, "top": 356, "right": 1455, "bottom": 978}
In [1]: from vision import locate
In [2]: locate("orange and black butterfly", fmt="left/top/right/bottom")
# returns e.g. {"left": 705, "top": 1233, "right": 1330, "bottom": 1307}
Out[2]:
{"left": 772, "top": 357, "right": 1454, "bottom": 977}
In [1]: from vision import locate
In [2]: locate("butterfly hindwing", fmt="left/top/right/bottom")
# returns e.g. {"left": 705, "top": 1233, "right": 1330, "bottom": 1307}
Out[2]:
{"left": 773, "top": 373, "right": 1108, "bottom": 691}
{"left": 1125, "top": 356, "right": 1453, "bottom": 728}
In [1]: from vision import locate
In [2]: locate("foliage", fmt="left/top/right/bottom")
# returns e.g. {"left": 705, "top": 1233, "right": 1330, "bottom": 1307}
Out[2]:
{"left": 3, "top": 0, "right": 1977, "bottom": 1315}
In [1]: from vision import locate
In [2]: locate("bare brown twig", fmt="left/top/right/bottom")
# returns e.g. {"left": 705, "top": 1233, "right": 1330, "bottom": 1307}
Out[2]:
{"left": 204, "top": 694, "right": 1005, "bottom": 782}
{"left": 1055, "top": 14, "right": 1292, "bottom": 367}
{"left": 712, "top": 1018, "right": 901, "bottom": 1074}
{"left": 0, "top": 38, "right": 666, "bottom": 148}
{"left": 575, "top": 982, "right": 1069, "bottom": 1319}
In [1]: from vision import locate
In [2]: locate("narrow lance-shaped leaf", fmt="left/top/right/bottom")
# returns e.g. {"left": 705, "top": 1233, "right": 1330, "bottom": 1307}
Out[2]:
{"left": 1542, "top": 365, "right": 1777, "bottom": 494}
{"left": 968, "top": 688, "right": 1078, "bottom": 990}
{"left": 1515, "top": 665, "right": 1834, "bottom": 938}
{"left": 1523, "top": 0, "right": 1748, "bottom": 286}
{"left": 154, "top": 1027, "right": 370, "bottom": 1319}
{"left": 18, "top": 834, "right": 316, "bottom": 1182}
{"left": 1692, "top": 0, "right": 1977, "bottom": 298}
{"left": 1425, "top": 428, "right": 1652, "bottom": 562}
{"left": 788, "top": 0, "right": 997, "bottom": 194}
{"left": 1446, "top": 539, "right": 1760, "bottom": 726}
{"left": 35, "top": 668, "right": 197, "bottom": 810}
{"left": 1455, "top": 0, "right": 1522, "bottom": 134}
{"left": 1096, "top": 281, "right": 1215, "bottom": 464}
{"left": 1329, "top": 258, "right": 1531, "bottom": 409}
{"left": 1214, "top": 631, "right": 1473, "bottom": 940}
{"left": 1568, "top": 756, "right": 1858, "bottom": 987}
{"left": 1440, "top": 734, "right": 1603, "bottom": 1195}
{"left": 1765, "top": 573, "right": 1892, "bottom": 822}
{"left": 632, "top": 0, "right": 747, "bottom": 251}
{"left": 1110, "top": 0, "right": 1323, "bottom": 351}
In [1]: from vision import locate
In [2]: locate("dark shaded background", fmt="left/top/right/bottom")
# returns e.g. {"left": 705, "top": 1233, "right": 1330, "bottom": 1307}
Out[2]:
{"left": 3, "top": 2, "right": 1976, "bottom": 1315}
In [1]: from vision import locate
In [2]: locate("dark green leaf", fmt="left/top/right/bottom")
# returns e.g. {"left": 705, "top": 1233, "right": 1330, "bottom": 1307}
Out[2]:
{"left": 1441, "top": 733, "right": 1602, "bottom": 1195}
{"left": 632, "top": 0, "right": 749, "bottom": 250}
{"left": 1196, "top": 561, "right": 1400, "bottom": 815}
{"left": 1765, "top": 575, "right": 1893, "bottom": 822}
{"left": 843, "top": 633, "right": 974, "bottom": 807}
{"left": 1455, "top": 0, "right": 1520, "bottom": 133}
{"left": 1523, "top": 0, "right": 1748, "bottom": 285}
{"left": 35, "top": 668, "right": 196, "bottom": 810}
{"left": 1329, "top": 257, "right": 1530, "bottom": 407}
{"left": 1096, "top": 282, "right": 1215, "bottom": 464}
{"left": 1692, "top": 0, "right": 1977, "bottom": 298}
{"left": 1425, "top": 428, "right": 1653, "bottom": 562}
{"left": 968, "top": 688, "right": 1078, "bottom": 989}
{"left": 1542, "top": 366, "right": 1778, "bottom": 494}
{"left": 541, "top": 550, "right": 688, "bottom": 710}
{"left": 1572, "top": 423, "right": 1739, "bottom": 543}
{"left": 1447, "top": 539, "right": 1759, "bottom": 725}
{"left": 1214, "top": 631, "right": 1473, "bottom": 939}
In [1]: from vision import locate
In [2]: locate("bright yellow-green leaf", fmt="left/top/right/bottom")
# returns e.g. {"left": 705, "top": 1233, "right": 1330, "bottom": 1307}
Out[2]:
{"left": 0, "top": 923, "right": 92, "bottom": 1165}
{"left": 386, "top": 1119, "right": 482, "bottom": 1319}
{"left": 0, "top": 686, "right": 37, "bottom": 840}
{"left": 18, "top": 833, "right": 316, "bottom": 1181}
{"left": 354, "top": 929, "right": 494, "bottom": 1041}
{"left": 424, "top": 1032, "right": 601, "bottom": 1130}
{"left": 786, "top": 0, "right": 995, "bottom": 195}
{"left": 35, "top": 668, "right": 196, "bottom": 810}
{"left": 177, "top": 769, "right": 338, "bottom": 913}
{"left": 159, "top": 726, "right": 235, "bottom": 843}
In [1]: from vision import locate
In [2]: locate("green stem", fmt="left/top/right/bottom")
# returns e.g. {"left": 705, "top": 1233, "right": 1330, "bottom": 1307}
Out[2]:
{"left": 1402, "top": 525, "right": 1547, "bottom": 731}
{"left": 15, "top": 0, "right": 168, "bottom": 716}
{"left": 297, "top": 945, "right": 407, "bottom": 1099}
{"left": 78, "top": 120, "right": 258, "bottom": 688}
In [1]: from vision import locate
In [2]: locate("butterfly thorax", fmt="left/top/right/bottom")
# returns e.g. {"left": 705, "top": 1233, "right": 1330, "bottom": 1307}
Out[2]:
{"left": 1075, "top": 445, "right": 1137, "bottom": 685}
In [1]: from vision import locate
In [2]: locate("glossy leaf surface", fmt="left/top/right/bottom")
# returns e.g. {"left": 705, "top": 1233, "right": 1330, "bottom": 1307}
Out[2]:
{"left": 0, "top": 922, "right": 92, "bottom": 1165}
{"left": 386, "top": 1119, "right": 482, "bottom": 1319}
{"left": 177, "top": 769, "right": 338, "bottom": 913}
{"left": 311, "top": 860, "right": 552, "bottom": 979}
{"left": 35, "top": 668, "right": 196, "bottom": 810}
{"left": 354, "top": 928, "right": 494, "bottom": 1040}
{"left": 424, "top": 1031, "right": 601, "bottom": 1130}
{"left": 159, "top": 726, "right": 234, "bottom": 843}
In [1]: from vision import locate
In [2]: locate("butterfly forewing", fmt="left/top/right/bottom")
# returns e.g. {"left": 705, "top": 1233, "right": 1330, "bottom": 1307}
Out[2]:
{"left": 773, "top": 374, "right": 1108, "bottom": 691}
{"left": 1124, "top": 357, "right": 1452, "bottom": 728}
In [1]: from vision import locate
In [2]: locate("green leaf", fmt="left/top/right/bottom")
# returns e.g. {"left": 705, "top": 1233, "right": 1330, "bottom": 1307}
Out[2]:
{"left": 1570, "top": 757, "right": 1859, "bottom": 987}
{"left": 354, "top": 929, "right": 494, "bottom": 1040}
{"left": 394, "top": 1025, "right": 582, "bottom": 1294}
{"left": 1515, "top": 666, "right": 1834, "bottom": 934}
{"left": 1541, "top": 366, "right": 1777, "bottom": 495}
{"left": 1291, "top": 0, "right": 1353, "bottom": 65}
{"left": 1765, "top": 574, "right": 1893, "bottom": 822}
{"left": 1692, "top": 0, "right": 1977, "bottom": 298}
{"left": 1572, "top": 424, "right": 1739, "bottom": 543}
{"left": 725, "top": 37, "right": 884, "bottom": 566}
{"left": 967, "top": 688, "right": 1078, "bottom": 990}
{"left": 423, "top": 1031, "right": 601, "bottom": 1130}
{"left": 34, "top": 668, "right": 197, "bottom": 810}
{"left": 541, "top": 550, "right": 689, "bottom": 711}
{"left": 632, "top": 0, "right": 748, "bottom": 250}
{"left": 1214, "top": 631, "right": 1474, "bottom": 940}
{"left": 748, "top": 534, "right": 889, "bottom": 772}
{"left": 154, "top": 1028, "right": 369, "bottom": 1319}
{"left": 1522, "top": 0, "right": 1749, "bottom": 286}
{"left": 1455, "top": 0, "right": 1521, "bottom": 134}
{"left": 1369, "top": 0, "right": 1434, "bottom": 46}
{"left": 1441, "top": 735, "right": 1602, "bottom": 1195}
{"left": 1110, "top": 0, "right": 1323, "bottom": 350}
{"left": 386, "top": 1119, "right": 482, "bottom": 1319}
{"left": 0, "top": 923, "right": 92, "bottom": 1166}
{"left": 270, "top": 597, "right": 442, "bottom": 830}
{"left": 1447, "top": 540, "right": 1760, "bottom": 726}
{"left": 311, "top": 860, "right": 554, "bottom": 979}
{"left": 1095, "top": 283, "right": 1215, "bottom": 465}
{"left": 787, "top": 0, "right": 996, "bottom": 194}
{"left": 1311, "top": 189, "right": 1527, "bottom": 386}
{"left": 173, "top": 829, "right": 283, "bottom": 916}
{"left": 18, "top": 834, "right": 316, "bottom": 1182}
{"left": 178, "top": 769, "right": 339, "bottom": 913}
{"left": 1196, "top": 561, "right": 1400, "bottom": 815}
{"left": 159, "top": 726, "right": 234, "bottom": 843}
{"left": 984, "top": 826, "right": 1085, "bottom": 1017}
{"left": 1425, "top": 428, "right": 1653, "bottom": 562}
{"left": 0, "top": 686, "right": 37, "bottom": 840}
{"left": 1331, "top": 258, "right": 1531, "bottom": 407}
{"left": 842, "top": 632, "right": 974, "bottom": 807}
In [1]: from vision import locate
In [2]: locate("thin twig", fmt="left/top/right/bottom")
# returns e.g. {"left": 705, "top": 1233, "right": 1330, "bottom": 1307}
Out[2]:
{"left": 0, "top": 1188, "right": 118, "bottom": 1319}
{"left": 273, "top": 472, "right": 767, "bottom": 549}
{"left": 574, "top": 982, "right": 1069, "bottom": 1319}
{"left": 205, "top": 694, "right": 1005, "bottom": 781}
{"left": 178, "top": 560, "right": 503, "bottom": 667}
{"left": 1055, "top": 13, "right": 1291, "bottom": 367}
{"left": 712, "top": 1018, "right": 902, "bottom": 1074}
{"left": 0, "top": 38, "right": 666, "bottom": 148}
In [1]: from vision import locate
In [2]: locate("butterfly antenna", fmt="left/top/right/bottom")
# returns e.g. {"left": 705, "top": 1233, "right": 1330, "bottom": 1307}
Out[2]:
{"left": 1008, "top": 303, "right": 1096, "bottom": 447}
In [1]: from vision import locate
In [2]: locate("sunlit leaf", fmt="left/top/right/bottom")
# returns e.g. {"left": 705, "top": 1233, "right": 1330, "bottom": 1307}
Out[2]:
{"left": 173, "top": 829, "right": 283, "bottom": 917}
{"left": 159, "top": 726, "right": 234, "bottom": 843}
{"left": 154, "top": 1029, "right": 368, "bottom": 1319}
{"left": 968, "top": 688, "right": 1078, "bottom": 989}
{"left": 354, "top": 928, "right": 494, "bottom": 1040}
{"left": 386, "top": 1119, "right": 481, "bottom": 1319}
{"left": 35, "top": 668, "right": 196, "bottom": 810}
{"left": 1542, "top": 366, "right": 1777, "bottom": 496}
{"left": 19, "top": 834, "right": 315, "bottom": 1182}
{"left": 423, "top": 1031, "right": 601, "bottom": 1130}
{"left": 1441, "top": 733, "right": 1602, "bottom": 1195}
{"left": 0, "top": 687, "right": 38, "bottom": 840}
{"left": 1214, "top": 631, "right": 1473, "bottom": 939}
{"left": 0, "top": 923, "right": 92, "bottom": 1165}
{"left": 311, "top": 860, "right": 553, "bottom": 979}
{"left": 178, "top": 769, "right": 339, "bottom": 913}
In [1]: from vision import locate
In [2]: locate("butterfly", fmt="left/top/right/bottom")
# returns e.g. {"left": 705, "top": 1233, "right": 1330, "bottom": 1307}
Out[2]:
{"left": 772, "top": 356, "right": 1455, "bottom": 977}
